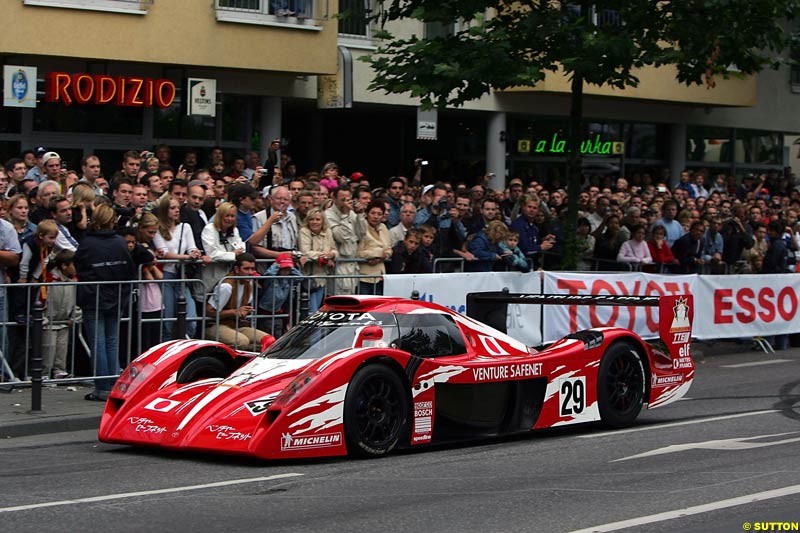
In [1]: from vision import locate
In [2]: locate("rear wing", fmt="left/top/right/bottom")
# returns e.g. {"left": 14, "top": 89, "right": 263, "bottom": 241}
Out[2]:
{"left": 465, "top": 291, "right": 693, "bottom": 359}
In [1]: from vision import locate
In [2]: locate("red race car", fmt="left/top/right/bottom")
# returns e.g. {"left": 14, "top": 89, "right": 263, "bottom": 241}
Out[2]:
{"left": 98, "top": 292, "right": 694, "bottom": 459}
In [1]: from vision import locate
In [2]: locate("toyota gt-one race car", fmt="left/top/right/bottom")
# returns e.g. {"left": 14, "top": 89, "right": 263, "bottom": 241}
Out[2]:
{"left": 98, "top": 292, "right": 694, "bottom": 459}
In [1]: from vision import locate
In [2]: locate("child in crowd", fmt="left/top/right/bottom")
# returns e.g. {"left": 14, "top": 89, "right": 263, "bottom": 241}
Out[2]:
{"left": 19, "top": 220, "right": 58, "bottom": 285}
{"left": 419, "top": 224, "right": 436, "bottom": 273}
{"left": 42, "top": 250, "right": 81, "bottom": 379}
{"left": 498, "top": 230, "right": 531, "bottom": 272}
{"left": 388, "top": 228, "right": 425, "bottom": 274}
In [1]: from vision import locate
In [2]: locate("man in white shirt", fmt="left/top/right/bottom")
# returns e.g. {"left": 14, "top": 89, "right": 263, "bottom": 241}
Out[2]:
{"left": 205, "top": 253, "right": 267, "bottom": 350}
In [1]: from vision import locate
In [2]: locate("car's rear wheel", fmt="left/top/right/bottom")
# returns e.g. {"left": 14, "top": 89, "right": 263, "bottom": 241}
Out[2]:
{"left": 344, "top": 365, "right": 408, "bottom": 458}
{"left": 177, "top": 355, "right": 230, "bottom": 384}
{"left": 597, "top": 342, "right": 645, "bottom": 428}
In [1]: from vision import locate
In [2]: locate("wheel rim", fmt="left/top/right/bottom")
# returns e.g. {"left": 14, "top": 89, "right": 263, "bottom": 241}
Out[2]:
{"left": 354, "top": 376, "right": 403, "bottom": 449}
{"left": 604, "top": 351, "right": 643, "bottom": 414}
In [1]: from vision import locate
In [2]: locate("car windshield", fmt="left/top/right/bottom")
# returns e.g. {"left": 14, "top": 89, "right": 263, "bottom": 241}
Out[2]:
{"left": 262, "top": 311, "right": 399, "bottom": 360}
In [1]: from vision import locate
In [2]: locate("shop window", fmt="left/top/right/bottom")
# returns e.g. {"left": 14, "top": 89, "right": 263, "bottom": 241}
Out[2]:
{"left": 23, "top": 0, "right": 151, "bottom": 15}
{"left": 625, "top": 123, "right": 666, "bottom": 160}
{"left": 0, "top": 142, "right": 22, "bottom": 167}
{"left": 735, "top": 130, "right": 781, "bottom": 165}
{"left": 687, "top": 126, "right": 732, "bottom": 163}
{"left": 222, "top": 94, "right": 251, "bottom": 143}
{"left": 215, "top": 0, "right": 322, "bottom": 29}
{"left": 0, "top": 107, "right": 21, "bottom": 134}
{"left": 33, "top": 102, "right": 143, "bottom": 135}
{"left": 154, "top": 99, "right": 215, "bottom": 141}
{"left": 338, "top": 0, "right": 370, "bottom": 38}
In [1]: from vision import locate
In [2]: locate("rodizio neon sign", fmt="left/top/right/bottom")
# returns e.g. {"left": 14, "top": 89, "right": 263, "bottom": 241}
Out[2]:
{"left": 44, "top": 72, "right": 176, "bottom": 108}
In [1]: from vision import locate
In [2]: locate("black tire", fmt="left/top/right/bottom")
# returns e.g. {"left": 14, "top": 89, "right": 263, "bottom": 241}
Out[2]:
{"left": 597, "top": 342, "right": 646, "bottom": 428}
{"left": 176, "top": 356, "right": 230, "bottom": 384}
{"left": 344, "top": 365, "right": 408, "bottom": 458}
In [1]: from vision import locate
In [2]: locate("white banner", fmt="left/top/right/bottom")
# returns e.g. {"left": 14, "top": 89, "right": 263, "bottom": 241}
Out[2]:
{"left": 542, "top": 272, "right": 697, "bottom": 342}
{"left": 695, "top": 274, "right": 800, "bottom": 337}
{"left": 383, "top": 271, "right": 800, "bottom": 344}
{"left": 383, "top": 272, "right": 543, "bottom": 345}
{"left": 3, "top": 65, "right": 37, "bottom": 108}
{"left": 187, "top": 78, "right": 216, "bottom": 117}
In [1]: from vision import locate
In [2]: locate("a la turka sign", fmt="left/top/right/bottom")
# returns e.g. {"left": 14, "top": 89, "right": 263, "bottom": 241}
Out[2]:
{"left": 44, "top": 72, "right": 176, "bottom": 108}
{"left": 520, "top": 132, "right": 624, "bottom": 156}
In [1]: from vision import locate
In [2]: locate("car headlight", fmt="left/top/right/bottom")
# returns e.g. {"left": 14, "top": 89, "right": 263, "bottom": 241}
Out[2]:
{"left": 270, "top": 370, "right": 318, "bottom": 410}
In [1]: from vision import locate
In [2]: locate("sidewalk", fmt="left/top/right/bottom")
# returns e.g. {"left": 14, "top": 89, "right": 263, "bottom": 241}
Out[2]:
{"left": 0, "top": 384, "right": 103, "bottom": 439}
{"left": 0, "top": 339, "right": 781, "bottom": 439}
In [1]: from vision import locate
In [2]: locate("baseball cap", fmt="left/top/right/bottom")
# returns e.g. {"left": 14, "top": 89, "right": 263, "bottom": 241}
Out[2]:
{"left": 422, "top": 184, "right": 435, "bottom": 196}
{"left": 34, "top": 147, "right": 48, "bottom": 157}
{"left": 275, "top": 252, "right": 294, "bottom": 269}
{"left": 350, "top": 172, "right": 364, "bottom": 182}
{"left": 41, "top": 152, "right": 61, "bottom": 166}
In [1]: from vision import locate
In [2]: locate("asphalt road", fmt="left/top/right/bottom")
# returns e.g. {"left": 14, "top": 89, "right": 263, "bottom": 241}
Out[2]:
{"left": 1, "top": 347, "right": 799, "bottom": 533}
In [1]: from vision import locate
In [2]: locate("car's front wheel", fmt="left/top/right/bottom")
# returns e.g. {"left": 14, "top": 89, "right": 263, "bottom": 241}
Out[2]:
{"left": 344, "top": 364, "right": 408, "bottom": 458}
{"left": 597, "top": 342, "right": 646, "bottom": 428}
{"left": 176, "top": 355, "right": 230, "bottom": 384}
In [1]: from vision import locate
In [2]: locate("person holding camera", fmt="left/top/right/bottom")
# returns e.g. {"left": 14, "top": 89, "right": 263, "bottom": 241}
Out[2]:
{"left": 110, "top": 178, "right": 135, "bottom": 229}
{"left": 249, "top": 185, "right": 302, "bottom": 267}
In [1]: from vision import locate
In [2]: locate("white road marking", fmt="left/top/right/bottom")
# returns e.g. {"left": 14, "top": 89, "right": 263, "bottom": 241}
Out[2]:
{"left": 614, "top": 431, "right": 800, "bottom": 462}
{"left": 579, "top": 409, "right": 780, "bottom": 439}
{"left": 721, "top": 359, "right": 792, "bottom": 368}
{"left": 0, "top": 473, "right": 303, "bottom": 514}
{"left": 567, "top": 484, "right": 800, "bottom": 533}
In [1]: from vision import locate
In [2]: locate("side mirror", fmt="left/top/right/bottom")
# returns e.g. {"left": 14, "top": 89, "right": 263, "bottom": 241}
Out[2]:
{"left": 354, "top": 325, "right": 384, "bottom": 348}
{"left": 260, "top": 334, "right": 276, "bottom": 352}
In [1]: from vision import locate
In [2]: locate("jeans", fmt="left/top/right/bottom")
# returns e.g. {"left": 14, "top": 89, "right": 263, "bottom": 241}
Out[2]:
{"left": 84, "top": 309, "right": 119, "bottom": 393}
{"left": 162, "top": 270, "right": 197, "bottom": 339}
{"left": 308, "top": 286, "right": 325, "bottom": 314}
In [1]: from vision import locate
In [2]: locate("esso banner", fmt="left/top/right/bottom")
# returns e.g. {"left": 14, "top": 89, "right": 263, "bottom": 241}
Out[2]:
{"left": 383, "top": 272, "right": 543, "bottom": 345}
{"left": 696, "top": 274, "right": 800, "bottom": 337}
{"left": 384, "top": 271, "right": 800, "bottom": 344}
{"left": 542, "top": 272, "right": 696, "bottom": 342}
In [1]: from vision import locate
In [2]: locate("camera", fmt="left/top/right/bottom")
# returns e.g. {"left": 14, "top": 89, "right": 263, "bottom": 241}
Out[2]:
{"left": 421, "top": 160, "right": 429, "bottom": 166}
{"left": 113, "top": 204, "right": 135, "bottom": 218}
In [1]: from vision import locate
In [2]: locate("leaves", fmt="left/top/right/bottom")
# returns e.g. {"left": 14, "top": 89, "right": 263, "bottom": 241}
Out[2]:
{"left": 365, "top": 0, "right": 800, "bottom": 106}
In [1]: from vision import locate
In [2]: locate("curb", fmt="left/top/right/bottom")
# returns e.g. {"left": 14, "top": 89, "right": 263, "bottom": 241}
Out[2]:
{"left": 0, "top": 414, "right": 101, "bottom": 439}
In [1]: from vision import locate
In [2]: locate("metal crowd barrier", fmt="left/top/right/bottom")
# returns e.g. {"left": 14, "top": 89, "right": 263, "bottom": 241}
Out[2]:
{"left": 0, "top": 263, "right": 383, "bottom": 388}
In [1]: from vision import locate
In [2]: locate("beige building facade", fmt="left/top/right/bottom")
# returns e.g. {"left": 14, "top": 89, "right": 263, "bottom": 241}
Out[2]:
{"left": 1, "top": 0, "right": 798, "bottom": 186}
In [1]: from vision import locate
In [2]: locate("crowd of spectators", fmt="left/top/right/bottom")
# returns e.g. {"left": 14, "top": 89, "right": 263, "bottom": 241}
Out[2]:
{"left": 1, "top": 143, "right": 798, "bottom": 388}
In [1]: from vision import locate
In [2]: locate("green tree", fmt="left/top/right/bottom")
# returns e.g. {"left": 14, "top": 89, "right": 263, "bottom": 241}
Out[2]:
{"left": 363, "top": 0, "right": 799, "bottom": 268}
